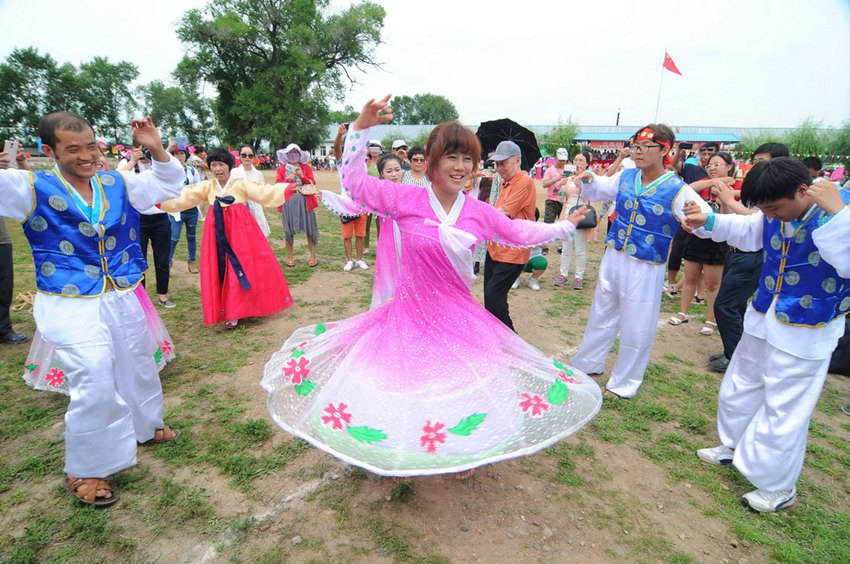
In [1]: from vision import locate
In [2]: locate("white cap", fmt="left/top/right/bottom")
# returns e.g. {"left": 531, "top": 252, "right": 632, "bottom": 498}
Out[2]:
{"left": 555, "top": 148, "right": 569, "bottom": 161}
{"left": 392, "top": 139, "right": 408, "bottom": 150}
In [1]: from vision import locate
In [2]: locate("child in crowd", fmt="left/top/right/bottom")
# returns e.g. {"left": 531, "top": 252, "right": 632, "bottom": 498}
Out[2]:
{"left": 685, "top": 158, "right": 850, "bottom": 512}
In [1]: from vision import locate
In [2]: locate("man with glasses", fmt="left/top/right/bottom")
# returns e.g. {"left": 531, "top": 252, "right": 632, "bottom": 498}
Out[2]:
{"left": 570, "top": 124, "right": 711, "bottom": 399}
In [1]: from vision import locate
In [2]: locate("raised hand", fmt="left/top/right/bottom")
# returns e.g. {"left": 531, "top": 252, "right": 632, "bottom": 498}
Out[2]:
{"left": 353, "top": 94, "right": 394, "bottom": 131}
{"left": 0, "top": 152, "right": 9, "bottom": 170}
{"left": 15, "top": 145, "right": 30, "bottom": 171}
{"left": 712, "top": 181, "right": 736, "bottom": 206}
{"left": 130, "top": 117, "right": 169, "bottom": 162}
{"left": 806, "top": 180, "right": 845, "bottom": 215}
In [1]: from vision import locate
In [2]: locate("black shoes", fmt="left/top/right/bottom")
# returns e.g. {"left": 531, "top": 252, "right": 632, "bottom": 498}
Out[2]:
{"left": 0, "top": 330, "right": 29, "bottom": 344}
{"left": 708, "top": 355, "right": 730, "bottom": 372}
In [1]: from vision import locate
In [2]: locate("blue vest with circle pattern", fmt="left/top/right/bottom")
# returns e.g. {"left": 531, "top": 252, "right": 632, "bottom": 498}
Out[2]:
{"left": 604, "top": 168, "right": 686, "bottom": 265}
{"left": 751, "top": 194, "right": 850, "bottom": 327}
{"left": 21, "top": 169, "right": 147, "bottom": 297}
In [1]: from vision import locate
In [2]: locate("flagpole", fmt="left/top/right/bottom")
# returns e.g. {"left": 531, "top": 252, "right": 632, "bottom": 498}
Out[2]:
{"left": 654, "top": 49, "right": 665, "bottom": 122}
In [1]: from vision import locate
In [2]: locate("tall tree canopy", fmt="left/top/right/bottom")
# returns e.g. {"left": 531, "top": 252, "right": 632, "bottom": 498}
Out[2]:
{"left": 0, "top": 47, "right": 138, "bottom": 141}
{"left": 390, "top": 93, "right": 459, "bottom": 125}
{"left": 136, "top": 80, "right": 218, "bottom": 145}
{"left": 176, "top": 0, "right": 385, "bottom": 149}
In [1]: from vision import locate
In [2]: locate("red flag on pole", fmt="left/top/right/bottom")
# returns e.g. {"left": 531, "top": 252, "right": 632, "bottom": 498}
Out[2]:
{"left": 662, "top": 51, "right": 682, "bottom": 76}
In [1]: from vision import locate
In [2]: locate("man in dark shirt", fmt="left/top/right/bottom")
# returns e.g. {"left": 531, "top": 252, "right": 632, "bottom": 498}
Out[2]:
{"left": 673, "top": 141, "right": 718, "bottom": 183}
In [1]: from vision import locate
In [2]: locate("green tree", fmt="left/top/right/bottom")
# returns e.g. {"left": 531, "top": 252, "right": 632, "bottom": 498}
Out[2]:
{"left": 176, "top": 0, "right": 385, "bottom": 150}
{"left": 0, "top": 47, "right": 83, "bottom": 131}
{"left": 328, "top": 105, "right": 358, "bottom": 124}
{"left": 828, "top": 121, "right": 850, "bottom": 165}
{"left": 784, "top": 117, "right": 832, "bottom": 158}
{"left": 379, "top": 127, "right": 432, "bottom": 151}
{"left": 390, "top": 93, "right": 458, "bottom": 125}
{"left": 733, "top": 131, "right": 779, "bottom": 161}
{"left": 136, "top": 80, "right": 218, "bottom": 145}
{"left": 77, "top": 57, "right": 139, "bottom": 139}
{"left": 538, "top": 119, "right": 581, "bottom": 159}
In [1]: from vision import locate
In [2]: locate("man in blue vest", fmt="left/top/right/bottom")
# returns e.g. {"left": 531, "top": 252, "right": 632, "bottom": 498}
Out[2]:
{"left": 570, "top": 124, "right": 711, "bottom": 399}
{"left": 686, "top": 158, "right": 850, "bottom": 512}
{"left": 0, "top": 112, "right": 184, "bottom": 506}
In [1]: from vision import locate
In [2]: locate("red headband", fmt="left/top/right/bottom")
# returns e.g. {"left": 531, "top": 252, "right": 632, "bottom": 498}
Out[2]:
{"left": 636, "top": 128, "right": 672, "bottom": 166}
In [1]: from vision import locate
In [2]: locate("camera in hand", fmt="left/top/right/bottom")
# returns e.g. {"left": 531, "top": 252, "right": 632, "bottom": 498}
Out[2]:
{"left": 678, "top": 142, "right": 693, "bottom": 150}
{"left": 141, "top": 147, "right": 152, "bottom": 161}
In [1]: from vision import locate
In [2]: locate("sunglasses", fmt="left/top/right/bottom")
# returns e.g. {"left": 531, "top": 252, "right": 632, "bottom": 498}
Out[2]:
{"left": 410, "top": 157, "right": 426, "bottom": 162}
{"left": 699, "top": 147, "right": 717, "bottom": 153}
{"left": 240, "top": 153, "right": 254, "bottom": 158}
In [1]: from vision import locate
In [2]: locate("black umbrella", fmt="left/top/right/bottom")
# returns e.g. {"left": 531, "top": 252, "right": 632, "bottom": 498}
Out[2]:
{"left": 476, "top": 118, "right": 542, "bottom": 172}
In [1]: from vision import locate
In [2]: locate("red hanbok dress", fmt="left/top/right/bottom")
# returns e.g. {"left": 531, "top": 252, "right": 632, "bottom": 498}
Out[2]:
{"left": 161, "top": 178, "right": 293, "bottom": 324}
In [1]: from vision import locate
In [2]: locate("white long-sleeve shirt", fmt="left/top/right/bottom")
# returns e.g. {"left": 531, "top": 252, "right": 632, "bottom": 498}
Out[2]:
{"left": 580, "top": 171, "right": 710, "bottom": 221}
{"left": 694, "top": 207, "right": 850, "bottom": 359}
{"left": 0, "top": 156, "right": 184, "bottom": 222}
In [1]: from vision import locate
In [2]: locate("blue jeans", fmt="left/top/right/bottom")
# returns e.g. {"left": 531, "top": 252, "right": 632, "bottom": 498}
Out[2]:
{"left": 169, "top": 208, "right": 199, "bottom": 263}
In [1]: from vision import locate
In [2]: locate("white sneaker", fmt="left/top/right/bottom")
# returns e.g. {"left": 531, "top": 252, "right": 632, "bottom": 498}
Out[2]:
{"left": 528, "top": 278, "right": 540, "bottom": 291}
{"left": 696, "top": 445, "right": 734, "bottom": 465}
{"left": 742, "top": 488, "right": 796, "bottom": 513}
{"left": 511, "top": 277, "right": 521, "bottom": 290}
{"left": 355, "top": 260, "right": 369, "bottom": 270}
{"left": 343, "top": 261, "right": 354, "bottom": 272}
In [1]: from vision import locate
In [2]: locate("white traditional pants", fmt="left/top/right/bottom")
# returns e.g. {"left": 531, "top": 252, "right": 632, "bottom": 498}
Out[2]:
{"left": 571, "top": 249, "right": 666, "bottom": 397}
{"left": 717, "top": 332, "right": 828, "bottom": 492}
{"left": 34, "top": 289, "right": 164, "bottom": 478}
{"left": 560, "top": 197, "right": 587, "bottom": 279}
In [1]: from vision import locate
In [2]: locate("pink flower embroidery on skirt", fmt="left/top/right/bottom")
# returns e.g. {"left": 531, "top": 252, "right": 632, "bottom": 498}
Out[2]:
{"left": 519, "top": 393, "right": 549, "bottom": 417}
{"left": 321, "top": 402, "right": 353, "bottom": 430}
{"left": 420, "top": 421, "right": 446, "bottom": 453}
{"left": 283, "top": 357, "right": 311, "bottom": 385}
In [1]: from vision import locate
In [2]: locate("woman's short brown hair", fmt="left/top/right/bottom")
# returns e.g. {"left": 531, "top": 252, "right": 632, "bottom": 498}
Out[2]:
{"left": 425, "top": 121, "right": 482, "bottom": 179}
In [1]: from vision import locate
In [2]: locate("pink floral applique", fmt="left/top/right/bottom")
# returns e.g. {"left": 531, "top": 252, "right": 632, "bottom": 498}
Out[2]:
{"left": 283, "top": 357, "right": 311, "bottom": 385}
{"left": 519, "top": 393, "right": 549, "bottom": 417}
{"left": 46, "top": 368, "right": 66, "bottom": 387}
{"left": 160, "top": 340, "right": 173, "bottom": 356}
{"left": 557, "top": 372, "right": 578, "bottom": 384}
{"left": 420, "top": 421, "right": 446, "bottom": 453}
{"left": 321, "top": 402, "right": 352, "bottom": 430}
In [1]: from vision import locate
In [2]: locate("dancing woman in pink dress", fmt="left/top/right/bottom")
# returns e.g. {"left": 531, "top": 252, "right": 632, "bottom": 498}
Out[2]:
{"left": 262, "top": 96, "right": 602, "bottom": 477}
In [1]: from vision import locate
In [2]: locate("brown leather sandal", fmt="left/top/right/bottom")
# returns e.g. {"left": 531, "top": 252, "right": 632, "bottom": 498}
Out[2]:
{"left": 139, "top": 426, "right": 181, "bottom": 446}
{"left": 65, "top": 476, "right": 118, "bottom": 507}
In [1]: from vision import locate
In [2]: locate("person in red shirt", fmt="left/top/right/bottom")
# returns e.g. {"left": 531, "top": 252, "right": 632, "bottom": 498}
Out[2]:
{"left": 276, "top": 144, "right": 319, "bottom": 267}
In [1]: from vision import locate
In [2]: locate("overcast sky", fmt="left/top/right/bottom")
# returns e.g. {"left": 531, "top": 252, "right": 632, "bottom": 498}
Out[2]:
{"left": 2, "top": 0, "right": 848, "bottom": 128}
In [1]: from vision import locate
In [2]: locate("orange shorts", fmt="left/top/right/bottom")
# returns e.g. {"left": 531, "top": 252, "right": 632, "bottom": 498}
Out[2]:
{"left": 340, "top": 214, "right": 367, "bottom": 238}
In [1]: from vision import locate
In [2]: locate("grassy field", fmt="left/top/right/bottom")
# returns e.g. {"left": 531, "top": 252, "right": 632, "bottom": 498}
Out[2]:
{"left": 1, "top": 173, "right": 849, "bottom": 563}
